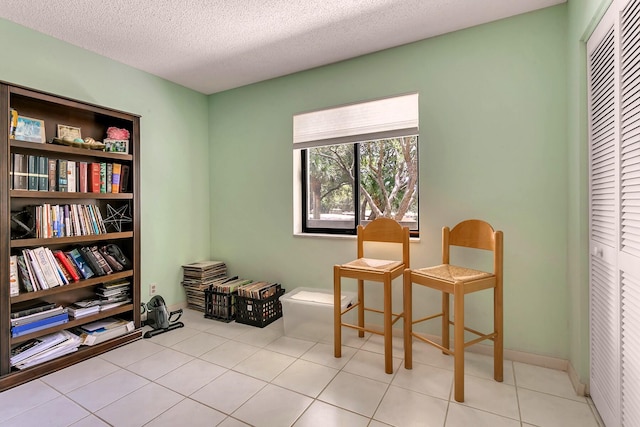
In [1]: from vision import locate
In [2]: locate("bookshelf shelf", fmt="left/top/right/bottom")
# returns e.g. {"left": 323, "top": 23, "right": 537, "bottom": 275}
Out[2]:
{"left": 10, "top": 270, "right": 134, "bottom": 304}
{"left": 10, "top": 232, "right": 134, "bottom": 249}
{"left": 10, "top": 139, "right": 133, "bottom": 161}
{"left": 10, "top": 190, "right": 133, "bottom": 200}
{"left": 0, "top": 81, "right": 141, "bottom": 391}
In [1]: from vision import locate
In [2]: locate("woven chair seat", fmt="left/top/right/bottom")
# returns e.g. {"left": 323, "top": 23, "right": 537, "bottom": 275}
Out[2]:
{"left": 414, "top": 264, "right": 492, "bottom": 283}
{"left": 342, "top": 257, "right": 404, "bottom": 272}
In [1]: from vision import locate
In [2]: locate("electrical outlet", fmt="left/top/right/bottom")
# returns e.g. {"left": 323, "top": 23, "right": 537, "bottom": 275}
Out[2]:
{"left": 149, "top": 283, "right": 157, "bottom": 296}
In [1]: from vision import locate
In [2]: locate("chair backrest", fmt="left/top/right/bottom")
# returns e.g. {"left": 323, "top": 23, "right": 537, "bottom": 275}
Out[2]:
{"left": 442, "top": 219, "right": 503, "bottom": 275}
{"left": 357, "top": 218, "right": 410, "bottom": 267}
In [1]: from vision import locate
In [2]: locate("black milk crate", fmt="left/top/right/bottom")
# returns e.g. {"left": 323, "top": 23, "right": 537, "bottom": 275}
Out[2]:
{"left": 204, "top": 288, "right": 236, "bottom": 323}
{"left": 235, "top": 288, "right": 285, "bottom": 328}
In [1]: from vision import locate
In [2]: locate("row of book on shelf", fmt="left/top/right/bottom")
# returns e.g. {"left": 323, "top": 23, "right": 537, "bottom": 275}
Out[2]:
{"left": 9, "top": 153, "right": 130, "bottom": 193}
{"left": 10, "top": 304, "right": 134, "bottom": 370}
{"left": 29, "top": 203, "right": 109, "bottom": 239}
{"left": 9, "top": 243, "right": 132, "bottom": 296}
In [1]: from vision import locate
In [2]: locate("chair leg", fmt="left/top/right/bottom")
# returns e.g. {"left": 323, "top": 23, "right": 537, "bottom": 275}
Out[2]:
{"left": 334, "top": 266, "right": 342, "bottom": 359}
{"left": 384, "top": 273, "right": 393, "bottom": 374}
{"left": 358, "top": 279, "right": 365, "bottom": 338}
{"left": 453, "top": 282, "right": 465, "bottom": 402}
{"left": 403, "top": 269, "right": 412, "bottom": 370}
{"left": 442, "top": 292, "right": 450, "bottom": 353}
{"left": 494, "top": 284, "right": 503, "bottom": 382}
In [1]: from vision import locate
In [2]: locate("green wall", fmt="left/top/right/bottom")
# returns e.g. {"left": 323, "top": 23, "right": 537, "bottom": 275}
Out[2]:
{"left": 0, "top": 19, "right": 211, "bottom": 306}
{"left": 209, "top": 6, "right": 570, "bottom": 359}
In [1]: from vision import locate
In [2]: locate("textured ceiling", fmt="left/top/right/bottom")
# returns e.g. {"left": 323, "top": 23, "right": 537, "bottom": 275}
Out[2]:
{"left": 0, "top": 0, "right": 564, "bottom": 94}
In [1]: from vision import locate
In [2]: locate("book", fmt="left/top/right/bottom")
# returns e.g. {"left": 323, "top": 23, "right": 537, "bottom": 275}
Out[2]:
{"left": 57, "top": 159, "right": 68, "bottom": 192}
{"left": 12, "top": 330, "right": 81, "bottom": 369}
{"left": 48, "top": 159, "right": 57, "bottom": 191}
{"left": 67, "top": 160, "right": 76, "bottom": 192}
{"left": 11, "top": 300, "right": 56, "bottom": 319}
{"left": 10, "top": 305, "right": 65, "bottom": 327}
{"left": 106, "top": 163, "right": 113, "bottom": 193}
{"left": 22, "top": 250, "right": 41, "bottom": 291}
{"left": 49, "top": 250, "right": 75, "bottom": 285}
{"left": 33, "top": 247, "right": 61, "bottom": 288}
{"left": 78, "top": 318, "right": 134, "bottom": 346}
{"left": 9, "top": 255, "right": 19, "bottom": 297}
{"left": 25, "top": 249, "right": 48, "bottom": 290}
{"left": 64, "top": 252, "right": 84, "bottom": 279}
{"left": 99, "top": 246, "right": 125, "bottom": 271}
{"left": 10, "top": 330, "right": 70, "bottom": 365}
{"left": 88, "top": 163, "right": 101, "bottom": 192}
{"left": 11, "top": 311, "right": 69, "bottom": 337}
{"left": 111, "top": 163, "right": 121, "bottom": 193}
{"left": 68, "top": 305, "right": 100, "bottom": 318}
{"left": 53, "top": 250, "right": 80, "bottom": 282}
{"left": 12, "top": 153, "right": 28, "bottom": 190}
{"left": 27, "top": 155, "right": 38, "bottom": 191}
{"left": 78, "top": 162, "right": 88, "bottom": 192}
{"left": 44, "top": 247, "right": 67, "bottom": 286}
{"left": 120, "top": 164, "right": 130, "bottom": 192}
{"left": 68, "top": 248, "right": 95, "bottom": 280}
{"left": 37, "top": 156, "right": 48, "bottom": 191}
{"left": 90, "top": 246, "right": 113, "bottom": 275}
{"left": 80, "top": 246, "right": 105, "bottom": 276}
{"left": 16, "top": 255, "right": 35, "bottom": 293}
{"left": 99, "top": 162, "right": 106, "bottom": 193}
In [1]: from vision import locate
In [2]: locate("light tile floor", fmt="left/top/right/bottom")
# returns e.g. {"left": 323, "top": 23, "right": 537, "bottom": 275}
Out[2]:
{"left": 0, "top": 309, "right": 605, "bottom": 427}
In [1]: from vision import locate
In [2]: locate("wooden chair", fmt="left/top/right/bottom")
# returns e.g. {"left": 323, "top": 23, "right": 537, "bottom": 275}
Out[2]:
{"left": 334, "top": 218, "right": 410, "bottom": 374}
{"left": 403, "top": 219, "right": 503, "bottom": 402}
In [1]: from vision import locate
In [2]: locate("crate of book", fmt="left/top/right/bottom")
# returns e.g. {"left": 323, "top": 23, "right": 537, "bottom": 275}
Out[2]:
{"left": 203, "top": 276, "right": 253, "bottom": 322}
{"left": 235, "top": 282, "right": 285, "bottom": 328}
{"left": 204, "top": 289, "right": 235, "bottom": 322}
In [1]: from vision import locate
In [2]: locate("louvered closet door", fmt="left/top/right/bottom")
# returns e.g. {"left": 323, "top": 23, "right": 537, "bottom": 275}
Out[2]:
{"left": 619, "top": 1, "right": 640, "bottom": 425}
{"left": 588, "top": 7, "right": 620, "bottom": 426}
{"left": 589, "top": 1, "right": 640, "bottom": 426}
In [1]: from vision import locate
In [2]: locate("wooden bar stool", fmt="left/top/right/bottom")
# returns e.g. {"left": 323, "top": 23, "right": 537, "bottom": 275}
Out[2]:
{"left": 403, "top": 219, "right": 503, "bottom": 401}
{"left": 334, "top": 218, "right": 410, "bottom": 374}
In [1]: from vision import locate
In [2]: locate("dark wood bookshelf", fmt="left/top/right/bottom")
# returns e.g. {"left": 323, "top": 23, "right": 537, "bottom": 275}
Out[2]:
{"left": 0, "top": 81, "right": 141, "bottom": 392}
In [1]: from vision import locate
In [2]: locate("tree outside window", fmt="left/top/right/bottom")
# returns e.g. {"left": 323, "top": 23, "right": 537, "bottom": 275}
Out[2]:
{"left": 303, "top": 135, "right": 418, "bottom": 234}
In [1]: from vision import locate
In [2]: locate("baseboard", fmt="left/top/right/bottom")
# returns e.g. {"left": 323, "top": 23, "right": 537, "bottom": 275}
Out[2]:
{"left": 568, "top": 362, "right": 588, "bottom": 396}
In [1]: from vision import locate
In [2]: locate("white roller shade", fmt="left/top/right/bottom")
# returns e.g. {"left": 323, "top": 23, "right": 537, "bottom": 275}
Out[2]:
{"left": 293, "top": 92, "right": 419, "bottom": 149}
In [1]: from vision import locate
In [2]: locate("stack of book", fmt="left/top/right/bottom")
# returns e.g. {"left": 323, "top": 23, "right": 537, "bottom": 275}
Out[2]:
{"left": 10, "top": 330, "right": 82, "bottom": 370}
{"left": 181, "top": 260, "right": 227, "bottom": 311}
{"left": 96, "top": 279, "right": 131, "bottom": 310}
{"left": 10, "top": 301, "right": 70, "bottom": 338}
{"left": 67, "top": 300, "right": 101, "bottom": 319}
{"left": 74, "top": 317, "right": 134, "bottom": 346}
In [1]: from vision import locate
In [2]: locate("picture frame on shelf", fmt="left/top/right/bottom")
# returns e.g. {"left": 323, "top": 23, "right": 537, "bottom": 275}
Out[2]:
{"left": 14, "top": 116, "right": 46, "bottom": 143}
{"left": 57, "top": 124, "right": 82, "bottom": 140}
{"left": 104, "top": 139, "right": 129, "bottom": 154}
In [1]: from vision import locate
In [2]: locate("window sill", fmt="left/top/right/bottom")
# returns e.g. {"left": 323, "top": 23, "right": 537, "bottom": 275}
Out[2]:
{"left": 293, "top": 232, "right": 420, "bottom": 243}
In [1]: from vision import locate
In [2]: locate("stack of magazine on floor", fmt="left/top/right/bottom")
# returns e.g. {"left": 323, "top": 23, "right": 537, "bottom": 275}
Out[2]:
{"left": 10, "top": 301, "right": 70, "bottom": 338}
{"left": 181, "top": 260, "right": 227, "bottom": 311}
{"left": 10, "top": 330, "right": 82, "bottom": 370}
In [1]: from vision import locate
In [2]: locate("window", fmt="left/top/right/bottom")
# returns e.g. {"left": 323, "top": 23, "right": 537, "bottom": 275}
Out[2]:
{"left": 293, "top": 93, "right": 419, "bottom": 236}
